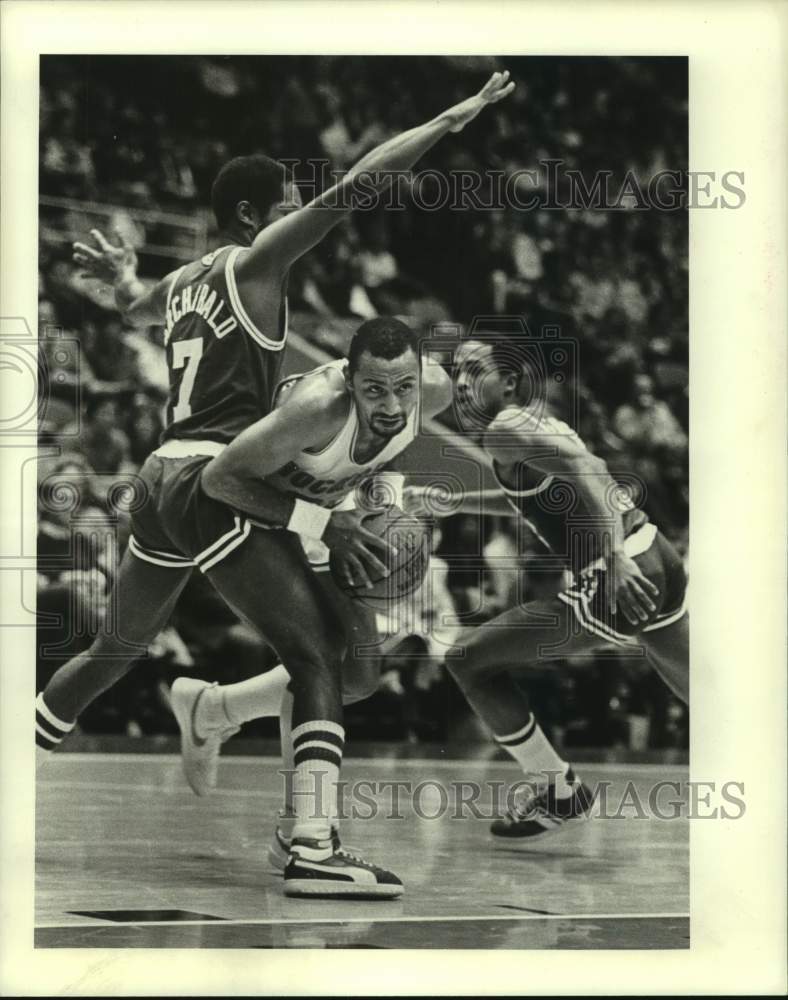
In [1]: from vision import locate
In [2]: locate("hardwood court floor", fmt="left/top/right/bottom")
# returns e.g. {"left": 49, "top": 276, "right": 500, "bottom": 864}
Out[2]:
{"left": 36, "top": 752, "right": 689, "bottom": 949}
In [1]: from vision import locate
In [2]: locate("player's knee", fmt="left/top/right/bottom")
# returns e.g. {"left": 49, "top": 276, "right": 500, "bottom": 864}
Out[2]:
{"left": 279, "top": 626, "right": 347, "bottom": 683}
{"left": 342, "top": 658, "right": 381, "bottom": 704}
{"left": 85, "top": 633, "right": 141, "bottom": 669}
{"left": 445, "top": 636, "right": 493, "bottom": 686}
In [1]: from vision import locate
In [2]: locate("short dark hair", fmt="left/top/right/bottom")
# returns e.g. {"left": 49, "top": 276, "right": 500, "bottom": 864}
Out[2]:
{"left": 463, "top": 332, "right": 543, "bottom": 389}
{"left": 347, "top": 318, "right": 420, "bottom": 375}
{"left": 210, "top": 154, "right": 287, "bottom": 231}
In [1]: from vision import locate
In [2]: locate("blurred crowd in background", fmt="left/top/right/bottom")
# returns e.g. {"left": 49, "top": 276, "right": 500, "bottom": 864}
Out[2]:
{"left": 37, "top": 55, "right": 689, "bottom": 751}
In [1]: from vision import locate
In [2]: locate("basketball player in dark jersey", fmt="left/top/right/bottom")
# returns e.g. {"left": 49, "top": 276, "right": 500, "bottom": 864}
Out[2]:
{"left": 410, "top": 335, "right": 688, "bottom": 838}
{"left": 35, "top": 71, "right": 515, "bottom": 897}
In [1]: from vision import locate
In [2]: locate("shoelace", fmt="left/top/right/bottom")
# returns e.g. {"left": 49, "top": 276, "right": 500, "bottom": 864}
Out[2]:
{"left": 510, "top": 785, "right": 550, "bottom": 821}
{"left": 335, "top": 847, "right": 370, "bottom": 866}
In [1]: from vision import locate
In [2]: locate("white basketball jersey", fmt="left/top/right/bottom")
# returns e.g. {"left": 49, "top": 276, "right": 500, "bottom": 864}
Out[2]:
{"left": 267, "top": 359, "right": 419, "bottom": 510}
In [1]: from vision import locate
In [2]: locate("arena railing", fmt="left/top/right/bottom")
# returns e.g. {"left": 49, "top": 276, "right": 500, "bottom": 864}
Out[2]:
{"left": 39, "top": 195, "right": 210, "bottom": 264}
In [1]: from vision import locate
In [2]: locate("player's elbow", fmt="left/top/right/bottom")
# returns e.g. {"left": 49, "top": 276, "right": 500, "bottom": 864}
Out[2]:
{"left": 200, "top": 455, "right": 239, "bottom": 506}
{"left": 562, "top": 451, "right": 607, "bottom": 477}
{"left": 423, "top": 363, "right": 453, "bottom": 416}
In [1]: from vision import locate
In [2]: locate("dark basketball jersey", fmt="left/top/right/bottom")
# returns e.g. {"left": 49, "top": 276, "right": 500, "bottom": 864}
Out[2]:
{"left": 488, "top": 408, "right": 648, "bottom": 571}
{"left": 159, "top": 244, "right": 288, "bottom": 444}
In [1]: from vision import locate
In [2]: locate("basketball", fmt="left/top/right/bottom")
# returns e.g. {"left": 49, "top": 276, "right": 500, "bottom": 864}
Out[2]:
{"left": 329, "top": 506, "right": 431, "bottom": 610}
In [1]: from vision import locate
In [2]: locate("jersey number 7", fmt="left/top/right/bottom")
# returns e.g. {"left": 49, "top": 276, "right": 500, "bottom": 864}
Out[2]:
{"left": 171, "top": 337, "right": 204, "bottom": 421}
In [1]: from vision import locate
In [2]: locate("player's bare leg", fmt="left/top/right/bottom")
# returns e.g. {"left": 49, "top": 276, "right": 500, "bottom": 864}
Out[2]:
{"left": 173, "top": 570, "right": 381, "bottom": 789}
{"left": 197, "top": 529, "right": 402, "bottom": 897}
{"left": 642, "top": 612, "right": 689, "bottom": 704}
{"left": 171, "top": 566, "right": 382, "bottom": 867}
{"left": 447, "top": 600, "right": 606, "bottom": 838}
{"left": 36, "top": 551, "right": 191, "bottom": 767}
{"left": 270, "top": 580, "right": 380, "bottom": 865}
{"left": 448, "top": 599, "right": 601, "bottom": 732}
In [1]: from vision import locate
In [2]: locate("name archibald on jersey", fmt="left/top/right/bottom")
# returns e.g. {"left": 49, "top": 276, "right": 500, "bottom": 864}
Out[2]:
{"left": 165, "top": 282, "right": 239, "bottom": 341}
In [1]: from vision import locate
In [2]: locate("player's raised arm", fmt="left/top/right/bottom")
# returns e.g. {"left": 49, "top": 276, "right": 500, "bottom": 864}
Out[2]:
{"left": 200, "top": 381, "right": 396, "bottom": 588}
{"left": 236, "top": 71, "right": 515, "bottom": 281}
{"left": 72, "top": 228, "right": 174, "bottom": 328}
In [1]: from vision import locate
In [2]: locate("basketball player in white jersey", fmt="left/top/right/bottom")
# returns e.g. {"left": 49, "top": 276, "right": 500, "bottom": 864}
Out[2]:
{"left": 169, "top": 316, "right": 452, "bottom": 887}
{"left": 37, "top": 71, "right": 514, "bottom": 897}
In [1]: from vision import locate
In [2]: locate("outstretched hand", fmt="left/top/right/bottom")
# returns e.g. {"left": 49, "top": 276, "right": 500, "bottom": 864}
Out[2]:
{"left": 447, "top": 70, "right": 516, "bottom": 133}
{"left": 73, "top": 228, "right": 138, "bottom": 283}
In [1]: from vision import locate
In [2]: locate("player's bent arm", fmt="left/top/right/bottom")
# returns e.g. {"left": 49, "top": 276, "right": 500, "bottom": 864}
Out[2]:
{"left": 402, "top": 483, "right": 516, "bottom": 519}
{"left": 235, "top": 121, "right": 453, "bottom": 282}
{"left": 235, "top": 72, "right": 515, "bottom": 281}
{"left": 73, "top": 228, "right": 173, "bottom": 329}
{"left": 200, "top": 387, "right": 340, "bottom": 528}
{"left": 201, "top": 388, "right": 395, "bottom": 580}
{"left": 484, "top": 410, "right": 629, "bottom": 554}
{"left": 483, "top": 411, "right": 660, "bottom": 622}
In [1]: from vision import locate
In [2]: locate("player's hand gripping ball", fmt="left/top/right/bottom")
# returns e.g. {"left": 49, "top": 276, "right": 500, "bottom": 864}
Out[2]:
{"left": 329, "top": 506, "right": 431, "bottom": 611}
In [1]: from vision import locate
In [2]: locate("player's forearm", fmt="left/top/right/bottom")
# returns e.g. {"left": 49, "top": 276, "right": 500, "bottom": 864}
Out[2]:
{"left": 348, "top": 115, "right": 453, "bottom": 186}
{"left": 405, "top": 486, "right": 516, "bottom": 519}
{"left": 113, "top": 270, "right": 146, "bottom": 314}
{"left": 201, "top": 461, "right": 296, "bottom": 528}
{"left": 350, "top": 86, "right": 498, "bottom": 182}
{"left": 449, "top": 489, "right": 516, "bottom": 518}
{"left": 565, "top": 456, "right": 627, "bottom": 561}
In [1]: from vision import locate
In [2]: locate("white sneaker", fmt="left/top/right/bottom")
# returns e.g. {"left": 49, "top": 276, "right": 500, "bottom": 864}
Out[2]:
{"left": 170, "top": 678, "right": 239, "bottom": 796}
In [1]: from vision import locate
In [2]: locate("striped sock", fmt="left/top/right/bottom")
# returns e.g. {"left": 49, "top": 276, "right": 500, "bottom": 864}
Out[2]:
{"left": 495, "top": 714, "right": 573, "bottom": 797}
{"left": 35, "top": 693, "right": 75, "bottom": 767}
{"left": 290, "top": 720, "right": 344, "bottom": 842}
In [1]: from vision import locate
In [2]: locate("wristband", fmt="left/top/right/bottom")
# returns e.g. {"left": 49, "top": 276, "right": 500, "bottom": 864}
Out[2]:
{"left": 376, "top": 472, "right": 406, "bottom": 509}
{"left": 287, "top": 498, "right": 332, "bottom": 540}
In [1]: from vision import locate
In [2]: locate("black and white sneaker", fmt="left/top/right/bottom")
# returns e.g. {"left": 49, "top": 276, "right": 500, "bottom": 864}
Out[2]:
{"left": 283, "top": 837, "right": 404, "bottom": 898}
{"left": 491, "top": 767, "right": 594, "bottom": 839}
{"left": 268, "top": 824, "right": 348, "bottom": 872}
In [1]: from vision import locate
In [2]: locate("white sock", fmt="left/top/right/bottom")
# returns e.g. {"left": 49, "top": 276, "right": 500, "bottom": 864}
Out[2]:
{"left": 276, "top": 691, "right": 342, "bottom": 840}
{"left": 197, "top": 663, "right": 290, "bottom": 732}
{"left": 290, "top": 719, "right": 344, "bottom": 842}
{"left": 35, "top": 693, "right": 75, "bottom": 768}
{"left": 494, "top": 714, "right": 573, "bottom": 797}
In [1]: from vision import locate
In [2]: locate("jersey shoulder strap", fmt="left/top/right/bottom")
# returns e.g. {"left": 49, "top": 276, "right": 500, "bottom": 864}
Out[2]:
{"left": 223, "top": 246, "right": 287, "bottom": 353}
{"left": 274, "top": 358, "right": 346, "bottom": 408}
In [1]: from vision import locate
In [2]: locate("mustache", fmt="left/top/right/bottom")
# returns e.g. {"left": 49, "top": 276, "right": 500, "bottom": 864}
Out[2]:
{"left": 371, "top": 414, "right": 406, "bottom": 432}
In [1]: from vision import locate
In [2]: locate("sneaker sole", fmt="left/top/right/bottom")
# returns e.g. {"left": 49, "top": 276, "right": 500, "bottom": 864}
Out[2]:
{"left": 492, "top": 808, "right": 591, "bottom": 840}
{"left": 284, "top": 880, "right": 403, "bottom": 899}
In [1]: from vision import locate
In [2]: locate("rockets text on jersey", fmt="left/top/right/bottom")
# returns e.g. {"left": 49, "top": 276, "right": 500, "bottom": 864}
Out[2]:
{"left": 160, "top": 245, "right": 288, "bottom": 445}
{"left": 266, "top": 360, "right": 418, "bottom": 510}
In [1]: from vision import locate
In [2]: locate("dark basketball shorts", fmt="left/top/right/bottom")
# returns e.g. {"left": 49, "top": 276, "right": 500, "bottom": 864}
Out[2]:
{"left": 128, "top": 441, "right": 252, "bottom": 572}
{"left": 557, "top": 522, "right": 688, "bottom": 647}
{"left": 128, "top": 440, "right": 347, "bottom": 573}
